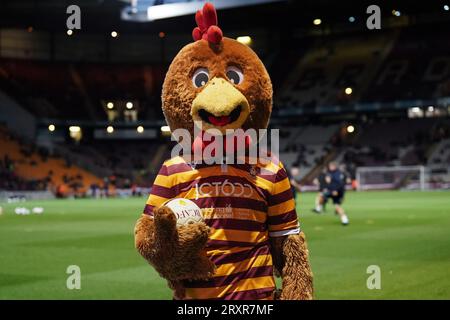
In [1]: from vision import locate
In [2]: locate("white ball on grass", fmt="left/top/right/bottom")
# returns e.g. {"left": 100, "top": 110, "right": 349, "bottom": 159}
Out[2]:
{"left": 15, "top": 207, "right": 30, "bottom": 215}
{"left": 32, "top": 207, "right": 44, "bottom": 214}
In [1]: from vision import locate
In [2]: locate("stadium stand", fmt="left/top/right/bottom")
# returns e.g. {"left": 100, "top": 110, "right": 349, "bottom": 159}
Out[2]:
{"left": 0, "top": 59, "right": 165, "bottom": 121}
{"left": 429, "top": 139, "right": 450, "bottom": 167}
{"left": 0, "top": 59, "right": 86, "bottom": 119}
{"left": 275, "top": 31, "right": 397, "bottom": 111}
{"left": 61, "top": 138, "right": 172, "bottom": 188}
{"left": 0, "top": 125, "right": 104, "bottom": 196}
{"left": 336, "top": 118, "right": 449, "bottom": 166}
{"left": 362, "top": 24, "right": 450, "bottom": 103}
{"left": 279, "top": 124, "right": 339, "bottom": 179}
{"left": 0, "top": 17, "right": 449, "bottom": 195}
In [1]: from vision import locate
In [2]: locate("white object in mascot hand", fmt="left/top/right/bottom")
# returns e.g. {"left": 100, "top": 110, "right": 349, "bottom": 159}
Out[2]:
{"left": 163, "top": 198, "right": 203, "bottom": 226}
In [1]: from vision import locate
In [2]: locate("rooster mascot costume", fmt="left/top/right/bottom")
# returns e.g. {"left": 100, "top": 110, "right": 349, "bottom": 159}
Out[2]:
{"left": 135, "top": 2, "right": 313, "bottom": 300}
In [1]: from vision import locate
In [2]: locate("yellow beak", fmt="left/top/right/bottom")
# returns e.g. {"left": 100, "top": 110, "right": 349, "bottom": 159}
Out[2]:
{"left": 191, "top": 77, "right": 250, "bottom": 133}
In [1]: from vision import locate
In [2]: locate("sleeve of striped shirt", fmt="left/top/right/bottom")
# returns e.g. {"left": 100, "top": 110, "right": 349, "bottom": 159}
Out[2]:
{"left": 143, "top": 163, "right": 175, "bottom": 216}
{"left": 267, "top": 163, "right": 300, "bottom": 237}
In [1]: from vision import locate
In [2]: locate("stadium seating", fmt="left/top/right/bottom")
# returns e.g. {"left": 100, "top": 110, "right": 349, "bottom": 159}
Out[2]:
{"left": 61, "top": 139, "right": 172, "bottom": 188}
{"left": 0, "top": 59, "right": 165, "bottom": 121}
{"left": 275, "top": 31, "right": 396, "bottom": 111}
{"left": 273, "top": 24, "right": 450, "bottom": 114}
{"left": 0, "top": 125, "right": 104, "bottom": 195}
{"left": 279, "top": 124, "right": 339, "bottom": 179}
{"left": 335, "top": 118, "right": 450, "bottom": 170}
{"left": 1, "top": 23, "right": 449, "bottom": 193}
{"left": 362, "top": 24, "right": 450, "bottom": 103}
{"left": 2, "top": 24, "right": 449, "bottom": 121}
{"left": 7, "top": 115, "right": 446, "bottom": 193}
{"left": 429, "top": 139, "right": 450, "bottom": 166}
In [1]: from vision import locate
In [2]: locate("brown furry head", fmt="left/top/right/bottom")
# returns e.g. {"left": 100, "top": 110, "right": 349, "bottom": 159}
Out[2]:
{"left": 162, "top": 38, "right": 273, "bottom": 136}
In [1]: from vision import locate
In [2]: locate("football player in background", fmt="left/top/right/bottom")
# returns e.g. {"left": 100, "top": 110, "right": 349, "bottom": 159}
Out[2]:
{"left": 324, "top": 162, "right": 350, "bottom": 225}
{"left": 289, "top": 165, "right": 302, "bottom": 205}
{"left": 312, "top": 167, "right": 328, "bottom": 213}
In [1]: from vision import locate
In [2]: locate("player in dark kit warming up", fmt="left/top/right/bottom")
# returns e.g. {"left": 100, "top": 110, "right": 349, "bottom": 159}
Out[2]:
{"left": 323, "top": 162, "right": 349, "bottom": 225}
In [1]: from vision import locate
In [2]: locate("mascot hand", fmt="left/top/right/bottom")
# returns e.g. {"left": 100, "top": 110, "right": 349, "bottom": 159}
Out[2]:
{"left": 135, "top": 205, "right": 216, "bottom": 282}
{"left": 270, "top": 233, "right": 314, "bottom": 300}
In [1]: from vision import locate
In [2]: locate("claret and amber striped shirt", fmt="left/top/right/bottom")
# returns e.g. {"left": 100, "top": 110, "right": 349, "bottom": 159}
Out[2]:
{"left": 143, "top": 155, "right": 300, "bottom": 300}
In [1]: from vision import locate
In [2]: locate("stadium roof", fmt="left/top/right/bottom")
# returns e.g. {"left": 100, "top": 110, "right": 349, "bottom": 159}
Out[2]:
{"left": 0, "top": 0, "right": 449, "bottom": 35}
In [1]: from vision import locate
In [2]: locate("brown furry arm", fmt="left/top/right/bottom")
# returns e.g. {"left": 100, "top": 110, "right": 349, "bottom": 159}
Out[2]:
{"left": 134, "top": 206, "right": 215, "bottom": 283}
{"left": 270, "top": 232, "right": 313, "bottom": 300}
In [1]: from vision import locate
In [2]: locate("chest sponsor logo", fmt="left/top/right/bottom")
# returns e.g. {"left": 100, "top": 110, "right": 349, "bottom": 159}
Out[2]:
{"left": 209, "top": 205, "right": 234, "bottom": 219}
{"left": 194, "top": 179, "right": 254, "bottom": 199}
{"left": 201, "top": 206, "right": 263, "bottom": 221}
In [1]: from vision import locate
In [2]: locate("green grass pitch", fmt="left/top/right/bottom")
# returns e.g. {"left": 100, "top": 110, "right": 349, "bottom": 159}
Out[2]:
{"left": 0, "top": 191, "right": 449, "bottom": 299}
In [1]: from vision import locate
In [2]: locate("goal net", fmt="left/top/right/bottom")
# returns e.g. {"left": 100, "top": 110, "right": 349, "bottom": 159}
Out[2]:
{"left": 355, "top": 166, "right": 427, "bottom": 191}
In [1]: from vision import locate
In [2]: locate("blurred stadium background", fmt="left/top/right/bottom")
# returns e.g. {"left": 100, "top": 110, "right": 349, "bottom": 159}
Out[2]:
{"left": 0, "top": 0, "right": 449, "bottom": 299}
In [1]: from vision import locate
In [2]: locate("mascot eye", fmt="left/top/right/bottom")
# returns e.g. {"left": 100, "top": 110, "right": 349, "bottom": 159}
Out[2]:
{"left": 226, "top": 66, "right": 244, "bottom": 85}
{"left": 192, "top": 68, "right": 209, "bottom": 88}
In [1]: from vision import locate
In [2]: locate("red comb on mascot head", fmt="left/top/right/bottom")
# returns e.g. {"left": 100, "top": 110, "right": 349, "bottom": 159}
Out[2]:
{"left": 192, "top": 2, "right": 223, "bottom": 44}
{"left": 134, "top": 2, "right": 313, "bottom": 300}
